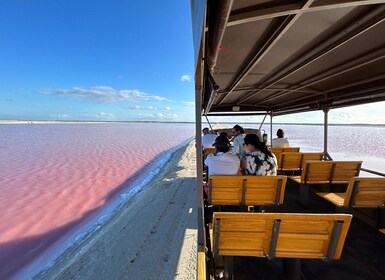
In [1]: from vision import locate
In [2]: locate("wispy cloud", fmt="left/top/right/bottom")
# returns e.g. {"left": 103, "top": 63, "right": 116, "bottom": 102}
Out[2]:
{"left": 135, "top": 113, "right": 178, "bottom": 120}
{"left": 126, "top": 105, "right": 158, "bottom": 110}
{"left": 50, "top": 114, "right": 68, "bottom": 119}
{"left": 39, "top": 86, "right": 172, "bottom": 103}
{"left": 164, "top": 106, "right": 173, "bottom": 111}
{"left": 181, "top": 74, "right": 191, "bottom": 82}
{"left": 95, "top": 112, "right": 115, "bottom": 119}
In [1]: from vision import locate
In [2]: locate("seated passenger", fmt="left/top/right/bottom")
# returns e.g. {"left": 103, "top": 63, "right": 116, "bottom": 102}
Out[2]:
{"left": 272, "top": 128, "right": 290, "bottom": 148}
{"left": 202, "top": 127, "right": 218, "bottom": 149}
{"left": 204, "top": 135, "right": 240, "bottom": 176}
{"left": 231, "top": 124, "right": 246, "bottom": 157}
{"left": 241, "top": 134, "right": 277, "bottom": 175}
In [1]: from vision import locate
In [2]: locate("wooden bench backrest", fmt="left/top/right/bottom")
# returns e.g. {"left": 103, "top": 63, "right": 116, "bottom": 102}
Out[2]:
{"left": 301, "top": 161, "right": 334, "bottom": 183}
{"left": 280, "top": 152, "right": 324, "bottom": 171}
{"left": 302, "top": 152, "right": 324, "bottom": 163}
{"left": 333, "top": 161, "right": 362, "bottom": 183}
{"left": 204, "top": 147, "right": 216, "bottom": 156}
{"left": 270, "top": 148, "right": 283, "bottom": 168}
{"left": 280, "top": 152, "right": 302, "bottom": 171}
{"left": 211, "top": 212, "right": 352, "bottom": 260}
{"left": 270, "top": 147, "right": 300, "bottom": 168}
{"left": 344, "top": 177, "right": 385, "bottom": 208}
{"left": 283, "top": 147, "right": 300, "bottom": 152}
{"left": 301, "top": 160, "right": 362, "bottom": 184}
{"left": 208, "top": 175, "right": 287, "bottom": 206}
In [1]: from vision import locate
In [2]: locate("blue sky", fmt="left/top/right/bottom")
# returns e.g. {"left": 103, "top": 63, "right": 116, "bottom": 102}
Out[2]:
{"left": 0, "top": 1, "right": 195, "bottom": 122}
{"left": 0, "top": 1, "right": 384, "bottom": 124}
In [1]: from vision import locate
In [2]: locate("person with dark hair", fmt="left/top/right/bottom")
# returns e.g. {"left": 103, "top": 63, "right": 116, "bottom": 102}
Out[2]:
{"left": 231, "top": 124, "right": 246, "bottom": 157}
{"left": 241, "top": 134, "right": 277, "bottom": 175}
{"left": 272, "top": 128, "right": 289, "bottom": 148}
{"left": 204, "top": 135, "right": 240, "bottom": 176}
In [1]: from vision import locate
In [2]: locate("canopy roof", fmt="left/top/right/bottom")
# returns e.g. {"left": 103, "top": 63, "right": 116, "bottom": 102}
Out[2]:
{"left": 193, "top": 0, "right": 385, "bottom": 116}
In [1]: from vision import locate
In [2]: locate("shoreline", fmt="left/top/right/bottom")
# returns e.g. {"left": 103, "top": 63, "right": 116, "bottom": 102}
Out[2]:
{"left": 30, "top": 141, "right": 197, "bottom": 280}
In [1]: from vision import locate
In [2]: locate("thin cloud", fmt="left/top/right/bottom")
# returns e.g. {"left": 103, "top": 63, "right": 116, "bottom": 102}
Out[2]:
{"left": 50, "top": 114, "right": 68, "bottom": 119}
{"left": 127, "top": 105, "right": 158, "bottom": 110}
{"left": 164, "top": 106, "right": 173, "bottom": 111}
{"left": 95, "top": 112, "right": 115, "bottom": 119}
{"left": 39, "top": 86, "right": 172, "bottom": 103}
{"left": 181, "top": 74, "right": 191, "bottom": 82}
{"left": 136, "top": 113, "right": 178, "bottom": 120}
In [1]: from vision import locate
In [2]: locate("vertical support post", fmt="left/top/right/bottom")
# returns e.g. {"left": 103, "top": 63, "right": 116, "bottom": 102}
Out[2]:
{"left": 270, "top": 112, "right": 273, "bottom": 147}
{"left": 323, "top": 107, "right": 330, "bottom": 160}
{"left": 195, "top": 85, "right": 206, "bottom": 262}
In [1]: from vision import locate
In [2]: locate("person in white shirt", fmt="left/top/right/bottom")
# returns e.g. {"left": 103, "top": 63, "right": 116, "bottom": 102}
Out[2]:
{"left": 204, "top": 135, "right": 240, "bottom": 176}
{"left": 271, "top": 128, "right": 290, "bottom": 148}
{"left": 201, "top": 127, "right": 218, "bottom": 148}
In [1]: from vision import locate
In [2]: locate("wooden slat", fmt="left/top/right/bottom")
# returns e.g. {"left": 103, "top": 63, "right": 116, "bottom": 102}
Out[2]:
{"left": 281, "top": 152, "right": 302, "bottom": 171}
{"left": 209, "top": 175, "right": 287, "bottom": 207}
{"left": 209, "top": 176, "right": 244, "bottom": 205}
{"left": 332, "top": 161, "right": 362, "bottom": 182}
{"left": 301, "top": 161, "right": 334, "bottom": 183}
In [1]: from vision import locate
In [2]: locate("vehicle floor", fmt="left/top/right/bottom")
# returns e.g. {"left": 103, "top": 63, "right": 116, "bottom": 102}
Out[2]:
{"left": 228, "top": 180, "right": 385, "bottom": 280}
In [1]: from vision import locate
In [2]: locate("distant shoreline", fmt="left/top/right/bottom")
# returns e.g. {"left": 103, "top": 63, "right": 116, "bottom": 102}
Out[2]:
{"left": 1, "top": 120, "right": 384, "bottom": 127}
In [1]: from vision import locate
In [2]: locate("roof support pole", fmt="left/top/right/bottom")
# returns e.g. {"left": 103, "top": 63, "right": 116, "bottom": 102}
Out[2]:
{"left": 270, "top": 113, "right": 273, "bottom": 147}
{"left": 204, "top": 115, "right": 213, "bottom": 131}
{"left": 195, "top": 87, "right": 205, "bottom": 255}
{"left": 323, "top": 107, "right": 331, "bottom": 160}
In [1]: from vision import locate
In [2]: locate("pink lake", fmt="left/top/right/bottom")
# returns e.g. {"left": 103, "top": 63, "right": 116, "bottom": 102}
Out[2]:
{"left": 0, "top": 123, "right": 194, "bottom": 279}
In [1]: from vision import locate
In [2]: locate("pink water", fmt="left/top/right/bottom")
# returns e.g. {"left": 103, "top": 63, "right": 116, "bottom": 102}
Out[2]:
{"left": 0, "top": 123, "right": 194, "bottom": 279}
{"left": 1, "top": 123, "right": 384, "bottom": 279}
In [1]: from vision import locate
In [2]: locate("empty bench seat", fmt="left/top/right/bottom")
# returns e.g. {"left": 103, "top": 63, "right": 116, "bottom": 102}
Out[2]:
{"left": 210, "top": 212, "right": 352, "bottom": 279}
{"left": 208, "top": 175, "right": 287, "bottom": 207}
{"left": 316, "top": 177, "right": 385, "bottom": 228}
{"left": 289, "top": 160, "right": 362, "bottom": 205}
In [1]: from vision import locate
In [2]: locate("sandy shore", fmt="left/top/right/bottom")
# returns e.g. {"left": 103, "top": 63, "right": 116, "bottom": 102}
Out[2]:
{"left": 34, "top": 141, "right": 197, "bottom": 280}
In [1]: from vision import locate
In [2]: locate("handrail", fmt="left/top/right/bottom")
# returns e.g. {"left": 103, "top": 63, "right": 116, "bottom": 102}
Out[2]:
{"left": 360, "top": 167, "right": 385, "bottom": 177}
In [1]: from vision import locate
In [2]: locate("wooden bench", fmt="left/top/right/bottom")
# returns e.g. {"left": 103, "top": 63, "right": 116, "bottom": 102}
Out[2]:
{"left": 289, "top": 160, "right": 362, "bottom": 205}
{"left": 270, "top": 147, "right": 300, "bottom": 168}
{"left": 316, "top": 177, "right": 385, "bottom": 228}
{"left": 210, "top": 212, "right": 352, "bottom": 279}
{"left": 279, "top": 152, "right": 323, "bottom": 174}
{"left": 208, "top": 175, "right": 287, "bottom": 208}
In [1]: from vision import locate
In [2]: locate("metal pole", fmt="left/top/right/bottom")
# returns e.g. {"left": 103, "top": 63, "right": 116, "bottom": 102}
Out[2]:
{"left": 195, "top": 87, "right": 205, "bottom": 255}
{"left": 270, "top": 112, "right": 273, "bottom": 147}
{"left": 204, "top": 115, "right": 213, "bottom": 131}
{"left": 323, "top": 107, "right": 330, "bottom": 160}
